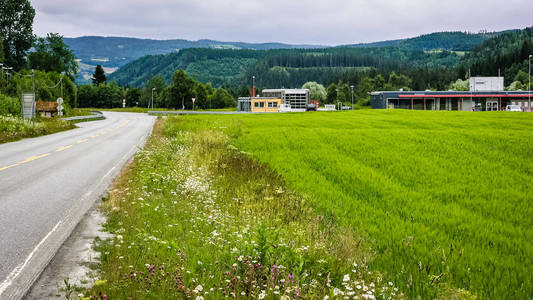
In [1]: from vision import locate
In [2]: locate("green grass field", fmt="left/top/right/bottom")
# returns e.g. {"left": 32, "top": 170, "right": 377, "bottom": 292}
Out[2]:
{"left": 172, "top": 110, "right": 533, "bottom": 298}
{"left": 86, "top": 110, "right": 532, "bottom": 299}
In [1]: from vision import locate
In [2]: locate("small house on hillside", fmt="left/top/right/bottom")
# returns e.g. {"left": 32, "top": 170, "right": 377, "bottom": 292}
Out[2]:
{"left": 36, "top": 101, "right": 58, "bottom": 117}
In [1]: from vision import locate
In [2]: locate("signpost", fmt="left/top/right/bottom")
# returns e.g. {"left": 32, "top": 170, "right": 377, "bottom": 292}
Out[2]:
{"left": 22, "top": 93, "right": 35, "bottom": 120}
{"left": 122, "top": 98, "right": 126, "bottom": 108}
{"left": 192, "top": 98, "right": 196, "bottom": 111}
{"left": 57, "top": 98, "right": 64, "bottom": 117}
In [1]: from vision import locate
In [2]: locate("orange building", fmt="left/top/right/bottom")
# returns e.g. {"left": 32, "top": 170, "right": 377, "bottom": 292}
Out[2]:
{"left": 251, "top": 97, "right": 282, "bottom": 112}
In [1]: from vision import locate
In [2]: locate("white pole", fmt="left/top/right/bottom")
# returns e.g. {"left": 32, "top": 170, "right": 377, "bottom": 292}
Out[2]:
{"left": 151, "top": 87, "right": 156, "bottom": 109}
{"left": 527, "top": 54, "right": 533, "bottom": 112}
{"left": 350, "top": 85, "right": 354, "bottom": 110}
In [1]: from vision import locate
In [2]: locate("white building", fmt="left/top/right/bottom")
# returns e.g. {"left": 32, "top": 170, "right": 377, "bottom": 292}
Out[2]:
{"left": 469, "top": 77, "right": 504, "bottom": 92}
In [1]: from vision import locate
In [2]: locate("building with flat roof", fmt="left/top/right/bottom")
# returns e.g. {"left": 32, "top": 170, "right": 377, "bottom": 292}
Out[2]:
{"left": 371, "top": 90, "right": 532, "bottom": 111}
{"left": 238, "top": 97, "right": 283, "bottom": 112}
{"left": 261, "top": 89, "right": 309, "bottom": 110}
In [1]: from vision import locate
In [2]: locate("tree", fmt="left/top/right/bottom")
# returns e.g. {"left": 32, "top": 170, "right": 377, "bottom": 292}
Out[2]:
{"left": 507, "top": 81, "right": 525, "bottom": 91}
{"left": 208, "top": 88, "right": 235, "bottom": 109}
{"left": 194, "top": 83, "right": 208, "bottom": 109}
{"left": 388, "top": 72, "right": 412, "bottom": 90}
{"left": 169, "top": 70, "right": 195, "bottom": 109}
{"left": 28, "top": 51, "right": 62, "bottom": 73}
{"left": 92, "top": 65, "right": 107, "bottom": 85}
{"left": 0, "top": 0, "right": 35, "bottom": 70}
{"left": 449, "top": 79, "right": 469, "bottom": 91}
{"left": 514, "top": 70, "right": 529, "bottom": 85}
{"left": 125, "top": 88, "right": 141, "bottom": 107}
{"left": 326, "top": 83, "right": 337, "bottom": 104}
{"left": 0, "top": 35, "right": 4, "bottom": 63}
{"left": 302, "top": 81, "right": 326, "bottom": 101}
{"left": 141, "top": 75, "right": 166, "bottom": 107}
{"left": 28, "top": 33, "right": 78, "bottom": 79}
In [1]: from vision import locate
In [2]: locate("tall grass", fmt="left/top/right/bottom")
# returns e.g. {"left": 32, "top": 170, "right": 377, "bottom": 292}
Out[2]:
{"left": 0, "top": 115, "right": 75, "bottom": 144}
{"left": 85, "top": 119, "right": 400, "bottom": 299}
{"left": 168, "top": 110, "right": 533, "bottom": 299}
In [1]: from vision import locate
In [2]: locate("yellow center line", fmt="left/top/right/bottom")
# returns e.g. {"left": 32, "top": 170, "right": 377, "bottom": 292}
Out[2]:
{"left": 77, "top": 139, "right": 89, "bottom": 144}
{"left": 56, "top": 145, "right": 73, "bottom": 152}
{"left": 19, "top": 153, "right": 51, "bottom": 164}
{"left": 0, "top": 164, "right": 19, "bottom": 171}
{"left": 90, "top": 134, "right": 99, "bottom": 138}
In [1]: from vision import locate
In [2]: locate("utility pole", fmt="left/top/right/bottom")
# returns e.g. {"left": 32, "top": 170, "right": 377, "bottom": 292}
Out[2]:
{"left": 350, "top": 85, "right": 354, "bottom": 110}
{"left": 151, "top": 88, "right": 156, "bottom": 109}
{"left": 32, "top": 69, "right": 35, "bottom": 96}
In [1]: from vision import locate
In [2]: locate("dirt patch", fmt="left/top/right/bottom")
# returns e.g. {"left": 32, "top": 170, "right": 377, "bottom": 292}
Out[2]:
{"left": 24, "top": 206, "right": 112, "bottom": 300}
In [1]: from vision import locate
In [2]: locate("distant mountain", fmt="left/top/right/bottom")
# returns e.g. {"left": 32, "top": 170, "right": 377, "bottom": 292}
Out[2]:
{"left": 108, "top": 47, "right": 462, "bottom": 89}
{"left": 458, "top": 27, "right": 533, "bottom": 85}
{"left": 346, "top": 31, "right": 512, "bottom": 51}
{"left": 67, "top": 30, "right": 515, "bottom": 84}
{"left": 64, "top": 36, "right": 323, "bottom": 83}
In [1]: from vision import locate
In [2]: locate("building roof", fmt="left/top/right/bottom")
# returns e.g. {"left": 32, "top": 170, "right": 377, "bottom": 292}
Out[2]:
{"left": 36, "top": 101, "right": 58, "bottom": 112}
{"left": 262, "top": 89, "right": 309, "bottom": 93}
{"left": 372, "top": 91, "right": 532, "bottom": 98}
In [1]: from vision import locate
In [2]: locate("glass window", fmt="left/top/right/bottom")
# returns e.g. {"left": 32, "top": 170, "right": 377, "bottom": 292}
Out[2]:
{"left": 254, "top": 102, "right": 259, "bottom": 108}
{"left": 259, "top": 102, "right": 265, "bottom": 108}
{"left": 273, "top": 102, "right": 278, "bottom": 108}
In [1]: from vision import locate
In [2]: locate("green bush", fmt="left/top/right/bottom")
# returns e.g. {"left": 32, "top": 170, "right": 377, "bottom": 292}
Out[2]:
{"left": 0, "top": 94, "right": 21, "bottom": 117}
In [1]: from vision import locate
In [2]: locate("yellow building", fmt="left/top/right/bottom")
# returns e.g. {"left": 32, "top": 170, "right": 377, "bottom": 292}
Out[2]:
{"left": 251, "top": 97, "right": 282, "bottom": 112}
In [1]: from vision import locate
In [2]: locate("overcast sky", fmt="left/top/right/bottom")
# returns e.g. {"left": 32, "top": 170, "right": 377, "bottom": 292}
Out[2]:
{"left": 32, "top": 0, "right": 533, "bottom": 45}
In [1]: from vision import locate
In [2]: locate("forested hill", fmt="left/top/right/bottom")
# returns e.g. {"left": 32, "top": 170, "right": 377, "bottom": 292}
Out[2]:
{"left": 64, "top": 36, "right": 322, "bottom": 83}
{"left": 458, "top": 27, "right": 533, "bottom": 85}
{"left": 64, "top": 36, "right": 322, "bottom": 68}
{"left": 108, "top": 47, "right": 461, "bottom": 89}
{"left": 346, "top": 31, "right": 510, "bottom": 51}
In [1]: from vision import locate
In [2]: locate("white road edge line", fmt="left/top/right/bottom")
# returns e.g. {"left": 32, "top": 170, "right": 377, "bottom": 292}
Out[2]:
{"left": 0, "top": 115, "right": 155, "bottom": 298}
{"left": 0, "top": 220, "right": 63, "bottom": 296}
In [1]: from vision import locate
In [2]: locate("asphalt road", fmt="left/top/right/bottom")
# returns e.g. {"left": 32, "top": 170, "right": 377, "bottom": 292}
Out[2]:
{"left": 0, "top": 112, "right": 155, "bottom": 299}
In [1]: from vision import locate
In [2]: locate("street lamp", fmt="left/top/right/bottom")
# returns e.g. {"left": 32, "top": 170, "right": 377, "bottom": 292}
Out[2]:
{"left": 151, "top": 88, "right": 156, "bottom": 109}
{"left": 350, "top": 85, "right": 355, "bottom": 110}
{"left": 527, "top": 54, "right": 533, "bottom": 112}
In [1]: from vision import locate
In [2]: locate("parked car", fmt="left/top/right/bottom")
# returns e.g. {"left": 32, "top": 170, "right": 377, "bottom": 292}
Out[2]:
{"left": 306, "top": 103, "right": 317, "bottom": 111}
{"left": 341, "top": 106, "right": 352, "bottom": 110}
{"left": 279, "top": 103, "right": 292, "bottom": 112}
{"left": 506, "top": 105, "right": 522, "bottom": 112}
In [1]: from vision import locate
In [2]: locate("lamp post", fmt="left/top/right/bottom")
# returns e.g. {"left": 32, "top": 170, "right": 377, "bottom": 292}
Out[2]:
{"left": 151, "top": 88, "right": 156, "bottom": 109}
{"left": 527, "top": 54, "right": 533, "bottom": 112}
{"left": 350, "top": 85, "right": 354, "bottom": 110}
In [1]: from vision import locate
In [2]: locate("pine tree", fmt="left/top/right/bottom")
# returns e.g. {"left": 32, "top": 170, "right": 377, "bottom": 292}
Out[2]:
{"left": 0, "top": 35, "right": 4, "bottom": 63}
{"left": 92, "top": 65, "right": 106, "bottom": 85}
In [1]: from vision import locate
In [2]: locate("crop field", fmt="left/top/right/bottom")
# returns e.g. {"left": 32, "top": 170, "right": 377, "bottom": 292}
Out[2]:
{"left": 174, "top": 110, "right": 533, "bottom": 298}
{"left": 87, "top": 110, "right": 532, "bottom": 299}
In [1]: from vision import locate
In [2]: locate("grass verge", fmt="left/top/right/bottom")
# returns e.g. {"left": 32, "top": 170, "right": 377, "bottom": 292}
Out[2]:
{"left": 83, "top": 117, "right": 399, "bottom": 299}
{"left": 0, "top": 115, "right": 76, "bottom": 144}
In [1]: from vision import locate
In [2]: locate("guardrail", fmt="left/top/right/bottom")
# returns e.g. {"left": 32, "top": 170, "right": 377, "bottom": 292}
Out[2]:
{"left": 62, "top": 111, "right": 105, "bottom": 121}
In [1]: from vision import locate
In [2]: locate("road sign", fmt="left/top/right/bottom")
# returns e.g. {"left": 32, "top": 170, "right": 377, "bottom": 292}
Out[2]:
{"left": 57, "top": 98, "right": 64, "bottom": 117}
{"left": 192, "top": 98, "right": 196, "bottom": 111}
{"left": 22, "top": 93, "right": 35, "bottom": 120}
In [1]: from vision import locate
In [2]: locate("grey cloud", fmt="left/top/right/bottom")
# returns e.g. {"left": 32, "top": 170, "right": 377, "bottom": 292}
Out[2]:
{"left": 31, "top": 0, "right": 533, "bottom": 45}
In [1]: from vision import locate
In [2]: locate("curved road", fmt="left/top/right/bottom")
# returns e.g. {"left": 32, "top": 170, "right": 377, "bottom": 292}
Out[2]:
{"left": 0, "top": 112, "right": 155, "bottom": 299}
